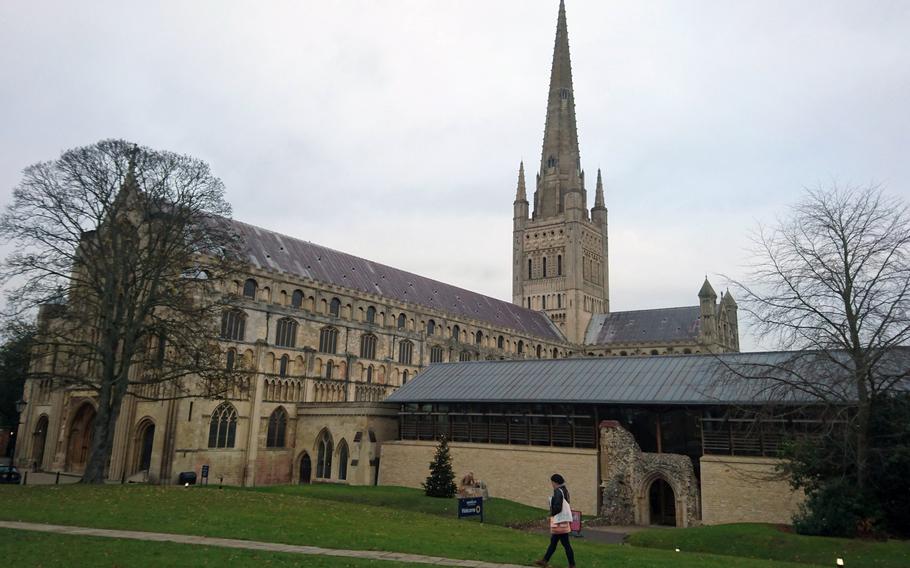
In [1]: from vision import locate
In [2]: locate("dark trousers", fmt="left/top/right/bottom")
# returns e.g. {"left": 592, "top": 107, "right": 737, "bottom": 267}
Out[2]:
{"left": 544, "top": 533, "right": 575, "bottom": 565}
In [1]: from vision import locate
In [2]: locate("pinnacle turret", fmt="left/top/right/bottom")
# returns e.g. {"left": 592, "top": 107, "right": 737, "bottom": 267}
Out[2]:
{"left": 594, "top": 168, "right": 605, "bottom": 209}
{"left": 698, "top": 277, "right": 717, "bottom": 299}
{"left": 515, "top": 161, "right": 527, "bottom": 202}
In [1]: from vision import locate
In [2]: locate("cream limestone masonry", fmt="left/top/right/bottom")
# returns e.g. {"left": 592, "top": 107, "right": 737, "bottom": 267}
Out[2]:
{"left": 379, "top": 440, "right": 598, "bottom": 516}
{"left": 700, "top": 455, "right": 806, "bottom": 525}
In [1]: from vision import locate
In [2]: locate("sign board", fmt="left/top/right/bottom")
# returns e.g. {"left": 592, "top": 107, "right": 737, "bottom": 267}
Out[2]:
{"left": 201, "top": 465, "right": 209, "bottom": 485}
{"left": 457, "top": 497, "right": 484, "bottom": 522}
{"left": 571, "top": 511, "right": 582, "bottom": 536}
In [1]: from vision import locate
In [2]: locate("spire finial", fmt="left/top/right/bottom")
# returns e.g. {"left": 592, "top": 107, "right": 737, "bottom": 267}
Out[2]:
{"left": 515, "top": 161, "right": 527, "bottom": 202}
{"left": 534, "top": 0, "right": 582, "bottom": 218}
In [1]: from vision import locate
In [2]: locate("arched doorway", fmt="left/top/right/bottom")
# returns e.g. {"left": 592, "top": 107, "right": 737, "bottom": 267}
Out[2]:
{"left": 65, "top": 403, "right": 96, "bottom": 473}
{"left": 32, "top": 415, "right": 49, "bottom": 470}
{"left": 299, "top": 453, "right": 312, "bottom": 484}
{"left": 648, "top": 478, "right": 677, "bottom": 526}
{"left": 132, "top": 420, "right": 155, "bottom": 476}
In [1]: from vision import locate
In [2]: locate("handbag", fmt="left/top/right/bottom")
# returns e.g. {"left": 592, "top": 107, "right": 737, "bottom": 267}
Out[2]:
{"left": 548, "top": 487, "right": 573, "bottom": 534}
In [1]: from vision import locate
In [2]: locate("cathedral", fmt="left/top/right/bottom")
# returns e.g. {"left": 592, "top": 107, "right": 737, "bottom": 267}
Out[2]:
{"left": 14, "top": 0, "right": 740, "bottom": 495}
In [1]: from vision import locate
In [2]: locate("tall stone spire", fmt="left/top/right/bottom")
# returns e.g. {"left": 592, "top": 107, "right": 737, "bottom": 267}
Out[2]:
{"left": 594, "top": 168, "right": 605, "bottom": 208}
{"left": 515, "top": 161, "right": 527, "bottom": 202}
{"left": 534, "top": 0, "right": 583, "bottom": 219}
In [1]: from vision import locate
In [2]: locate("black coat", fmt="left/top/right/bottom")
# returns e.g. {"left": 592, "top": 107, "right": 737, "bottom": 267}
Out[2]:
{"left": 549, "top": 485, "right": 570, "bottom": 516}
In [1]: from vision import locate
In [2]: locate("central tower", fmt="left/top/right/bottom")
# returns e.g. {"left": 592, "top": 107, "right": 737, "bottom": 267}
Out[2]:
{"left": 512, "top": 0, "right": 610, "bottom": 343}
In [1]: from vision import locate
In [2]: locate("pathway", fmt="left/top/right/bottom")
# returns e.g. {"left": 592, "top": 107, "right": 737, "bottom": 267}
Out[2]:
{"left": 0, "top": 521, "right": 529, "bottom": 567}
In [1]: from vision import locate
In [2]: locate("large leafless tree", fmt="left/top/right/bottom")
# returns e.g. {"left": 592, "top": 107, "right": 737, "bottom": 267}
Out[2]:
{"left": 729, "top": 184, "right": 910, "bottom": 489}
{"left": 0, "top": 139, "right": 243, "bottom": 483}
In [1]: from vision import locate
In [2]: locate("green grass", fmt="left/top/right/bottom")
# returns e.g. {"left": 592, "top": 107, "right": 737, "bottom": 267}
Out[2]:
{"left": 251, "top": 483, "right": 547, "bottom": 527}
{"left": 0, "top": 484, "right": 889, "bottom": 568}
{"left": 0, "top": 528, "right": 429, "bottom": 567}
{"left": 630, "top": 523, "right": 910, "bottom": 567}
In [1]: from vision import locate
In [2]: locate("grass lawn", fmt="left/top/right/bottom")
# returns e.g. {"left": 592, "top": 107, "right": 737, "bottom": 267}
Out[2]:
{"left": 251, "top": 483, "right": 547, "bottom": 527}
{"left": 0, "top": 528, "right": 429, "bottom": 567}
{"left": 630, "top": 523, "right": 910, "bottom": 568}
{"left": 0, "top": 484, "right": 901, "bottom": 568}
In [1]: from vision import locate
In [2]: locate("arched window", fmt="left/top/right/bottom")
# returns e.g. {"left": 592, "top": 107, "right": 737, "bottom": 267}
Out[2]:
{"left": 459, "top": 351, "right": 472, "bottom": 362}
{"left": 366, "top": 366, "right": 373, "bottom": 383}
{"left": 497, "top": 335, "right": 504, "bottom": 349}
{"left": 552, "top": 348, "right": 558, "bottom": 358}
{"left": 452, "top": 325, "right": 460, "bottom": 341}
{"left": 325, "top": 360, "right": 334, "bottom": 379}
{"left": 316, "top": 431, "right": 333, "bottom": 479}
{"left": 398, "top": 341, "right": 413, "bottom": 365}
{"left": 528, "top": 258, "right": 532, "bottom": 279}
{"left": 220, "top": 310, "right": 246, "bottom": 341}
{"left": 366, "top": 306, "right": 376, "bottom": 324}
{"left": 275, "top": 318, "right": 298, "bottom": 348}
{"left": 517, "top": 340, "right": 524, "bottom": 355}
{"left": 397, "top": 313, "right": 406, "bottom": 330}
{"left": 266, "top": 407, "right": 287, "bottom": 448}
{"left": 557, "top": 255, "right": 562, "bottom": 276}
{"left": 650, "top": 349, "right": 660, "bottom": 356}
{"left": 319, "top": 327, "right": 338, "bottom": 354}
{"left": 226, "top": 348, "right": 236, "bottom": 371}
{"left": 291, "top": 290, "right": 304, "bottom": 309}
{"left": 154, "top": 333, "right": 166, "bottom": 368}
{"left": 430, "top": 345, "right": 444, "bottom": 364}
{"left": 360, "top": 334, "right": 377, "bottom": 360}
{"left": 208, "top": 402, "right": 237, "bottom": 448}
{"left": 402, "top": 370, "right": 409, "bottom": 384}
{"left": 558, "top": 294, "right": 562, "bottom": 309}
{"left": 243, "top": 279, "right": 257, "bottom": 299}
{"left": 536, "top": 345, "right": 542, "bottom": 358}
{"left": 543, "top": 257, "right": 547, "bottom": 278}
{"left": 337, "top": 441, "right": 349, "bottom": 481}
{"left": 542, "top": 296, "right": 547, "bottom": 310}
{"left": 279, "top": 355, "right": 289, "bottom": 377}
{"left": 474, "top": 330, "right": 483, "bottom": 345}
{"left": 427, "top": 319, "right": 436, "bottom": 335}
{"left": 683, "top": 348, "right": 692, "bottom": 354}
{"left": 329, "top": 298, "right": 341, "bottom": 317}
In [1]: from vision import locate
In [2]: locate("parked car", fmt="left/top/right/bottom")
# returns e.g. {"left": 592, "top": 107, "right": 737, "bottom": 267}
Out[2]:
{"left": 0, "top": 465, "right": 21, "bottom": 484}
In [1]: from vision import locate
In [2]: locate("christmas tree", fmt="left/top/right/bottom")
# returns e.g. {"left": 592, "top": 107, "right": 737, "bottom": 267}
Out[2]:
{"left": 423, "top": 436, "right": 457, "bottom": 498}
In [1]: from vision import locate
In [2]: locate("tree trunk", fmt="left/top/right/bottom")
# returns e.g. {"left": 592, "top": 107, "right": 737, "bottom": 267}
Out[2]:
{"left": 854, "top": 368, "right": 871, "bottom": 490}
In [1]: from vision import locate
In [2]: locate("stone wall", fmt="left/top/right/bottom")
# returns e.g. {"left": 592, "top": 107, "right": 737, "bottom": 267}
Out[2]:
{"left": 700, "top": 455, "right": 804, "bottom": 525}
{"left": 599, "top": 421, "right": 699, "bottom": 527}
{"left": 379, "top": 440, "right": 598, "bottom": 515}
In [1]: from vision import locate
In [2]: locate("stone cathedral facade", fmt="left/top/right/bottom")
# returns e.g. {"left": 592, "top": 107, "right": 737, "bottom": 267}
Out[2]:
{"left": 14, "top": 1, "right": 739, "bottom": 487}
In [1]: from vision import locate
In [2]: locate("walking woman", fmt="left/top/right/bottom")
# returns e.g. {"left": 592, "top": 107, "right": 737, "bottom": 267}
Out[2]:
{"left": 535, "top": 473, "right": 575, "bottom": 568}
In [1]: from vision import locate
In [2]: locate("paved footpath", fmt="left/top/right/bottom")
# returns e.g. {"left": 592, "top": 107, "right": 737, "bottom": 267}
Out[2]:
{"left": 0, "top": 521, "right": 528, "bottom": 568}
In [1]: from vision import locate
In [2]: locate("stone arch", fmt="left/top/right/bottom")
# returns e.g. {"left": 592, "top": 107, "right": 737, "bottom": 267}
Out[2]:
{"left": 31, "top": 414, "right": 49, "bottom": 469}
{"left": 635, "top": 470, "right": 685, "bottom": 527}
{"left": 65, "top": 401, "right": 97, "bottom": 473}
{"left": 130, "top": 417, "right": 156, "bottom": 478}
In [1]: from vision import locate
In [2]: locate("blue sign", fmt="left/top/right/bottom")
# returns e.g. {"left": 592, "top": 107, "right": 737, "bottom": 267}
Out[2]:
{"left": 458, "top": 497, "right": 484, "bottom": 522}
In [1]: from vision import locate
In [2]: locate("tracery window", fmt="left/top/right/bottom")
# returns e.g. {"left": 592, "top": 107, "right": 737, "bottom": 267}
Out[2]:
{"left": 266, "top": 407, "right": 287, "bottom": 448}
{"left": 360, "top": 334, "right": 377, "bottom": 360}
{"left": 220, "top": 310, "right": 246, "bottom": 341}
{"left": 430, "top": 346, "right": 444, "bottom": 364}
{"left": 208, "top": 402, "right": 238, "bottom": 449}
{"left": 398, "top": 340, "right": 413, "bottom": 365}
{"left": 316, "top": 431, "right": 333, "bottom": 479}
{"left": 319, "top": 327, "right": 338, "bottom": 354}
{"left": 275, "top": 318, "right": 298, "bottom": 348}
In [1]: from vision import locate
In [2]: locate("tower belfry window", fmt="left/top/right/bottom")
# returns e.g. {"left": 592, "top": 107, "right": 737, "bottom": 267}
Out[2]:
{"left": 559, "top": 88, "right": 570, "bottom": 100}
{"left": 547, "top": 156, "right": 558, "bottom": 168}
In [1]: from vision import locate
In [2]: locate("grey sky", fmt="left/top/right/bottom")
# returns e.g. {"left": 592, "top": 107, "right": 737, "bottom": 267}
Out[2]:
{"left": 1, "top": 1, "right": 908, "bottom": 351}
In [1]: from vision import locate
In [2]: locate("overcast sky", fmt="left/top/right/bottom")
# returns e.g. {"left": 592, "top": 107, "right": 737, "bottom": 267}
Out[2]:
{"left": 1, "top": 1, "right": 908, "bottom": 350}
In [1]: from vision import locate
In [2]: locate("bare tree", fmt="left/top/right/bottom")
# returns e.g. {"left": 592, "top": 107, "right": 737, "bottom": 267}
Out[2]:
{"left": 0, "top": 139, "right": 244, "bottom": 483}
{"left": 729, "top": 184, "right": 910, "bottom": 490}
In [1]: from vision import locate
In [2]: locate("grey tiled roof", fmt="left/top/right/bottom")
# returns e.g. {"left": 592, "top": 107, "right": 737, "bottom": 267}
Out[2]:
{"left": 387, "top": 350, "right": 910, "bottom": 406}
{"left": 585, "top": 306, "right": 702, "bottom": 345}
{"left": 230, "top": 219, "right": 564, "bottom": 341}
